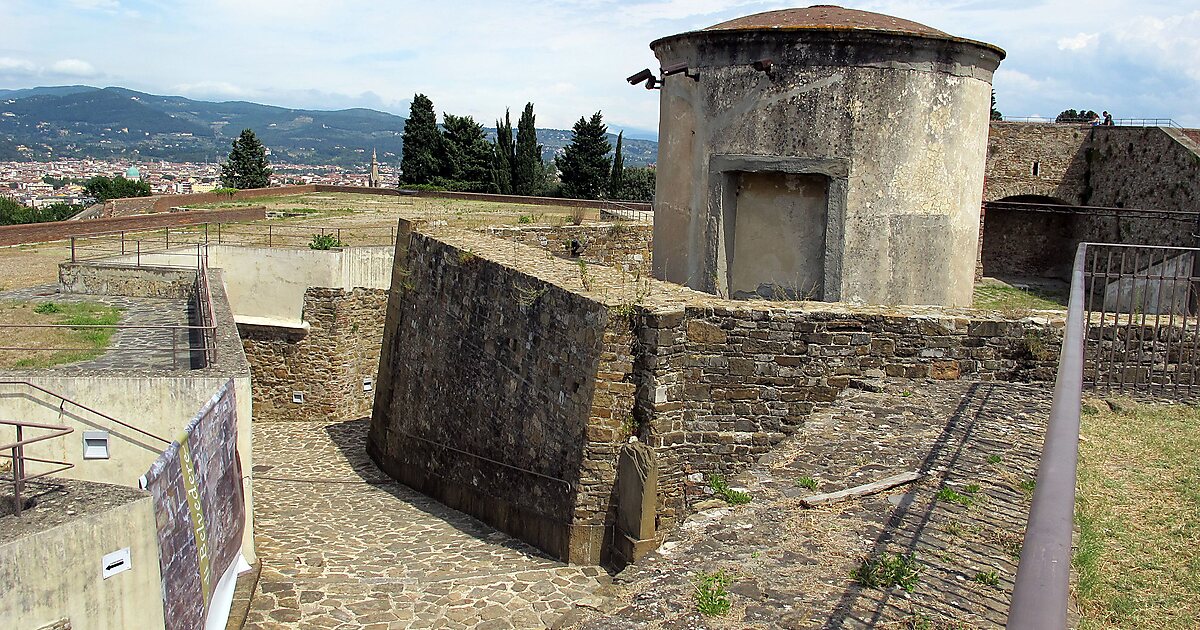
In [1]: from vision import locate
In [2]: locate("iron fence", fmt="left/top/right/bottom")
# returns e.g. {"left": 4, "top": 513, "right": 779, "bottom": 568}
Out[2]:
{"left": 1000, "top": 116, "right": 1182, "bottom": 128}
{"left": 0, "top": 418, "right": 73, "bottom": 517}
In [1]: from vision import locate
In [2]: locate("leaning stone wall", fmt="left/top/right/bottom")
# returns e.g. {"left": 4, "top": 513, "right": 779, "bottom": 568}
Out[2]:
{"left": 240, "top": 287, "right": 386, "bottom": 423}
{"left": 483, "top": 223, "right": 653, "bottom": 274}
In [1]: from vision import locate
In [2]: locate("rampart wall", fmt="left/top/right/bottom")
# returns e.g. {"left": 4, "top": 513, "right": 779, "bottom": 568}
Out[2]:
{"left": 0, "top": 206, "right": 266, "bottom": 247}
{"left": 369, "top": 225, "right": 1070, "bottom": 564}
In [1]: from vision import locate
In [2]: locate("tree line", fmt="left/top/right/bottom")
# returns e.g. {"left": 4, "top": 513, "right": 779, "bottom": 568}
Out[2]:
{"left": 399, "top": 94, "right": 654, "bottom": 202}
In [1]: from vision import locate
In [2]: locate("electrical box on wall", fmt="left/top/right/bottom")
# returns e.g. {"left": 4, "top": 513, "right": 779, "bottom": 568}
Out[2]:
{"left": 292, "top": 391, "right": 305, "bottom": 404}
{"left": 362, "top": 378, "right": 373, "bottom": 392}
{"left": 102, "top": 548, "right": 131, "bottom": 579}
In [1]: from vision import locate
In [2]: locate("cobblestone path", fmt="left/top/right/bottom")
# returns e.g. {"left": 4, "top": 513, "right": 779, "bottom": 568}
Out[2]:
{"left": 246, "top": 419, "right": 609, "bottom": 629}
{"left": 572, "top": 380, "right": 1052, "bottom": 629}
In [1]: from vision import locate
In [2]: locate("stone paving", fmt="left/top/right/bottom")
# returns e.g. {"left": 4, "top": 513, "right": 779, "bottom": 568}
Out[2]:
{"left": 0, "top": 284, "right": 196, "bottom": 370}
{"left": 246, "top": 419, "right": 610, "bottom": 629}
{"left": 570, "top": 380, "right": 1052, "bottom": 629}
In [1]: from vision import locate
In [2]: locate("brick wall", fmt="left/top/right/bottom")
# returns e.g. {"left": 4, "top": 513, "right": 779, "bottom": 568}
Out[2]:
{"left": 483, "top": 223, "right": 653, "bottom": 274}
{"left": 240, "top": 287, "right": 386, "bottom": 423}
{"left": 0, "top": 206, "right": 266, "bottom": 247}
{"left": 102, "top": 185, "right": 317, "bottom": 217}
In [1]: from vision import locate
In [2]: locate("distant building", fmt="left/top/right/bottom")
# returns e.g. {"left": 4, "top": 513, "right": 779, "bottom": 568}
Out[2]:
{"left": 368, "top": 149, "right": 382, "bottom": 188}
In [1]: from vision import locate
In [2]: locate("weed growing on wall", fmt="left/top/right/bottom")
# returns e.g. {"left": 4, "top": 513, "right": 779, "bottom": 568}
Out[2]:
{"left": 708, "top": 473, "right": 751, "bottom": 505}
{"left": 309, "top": 233, "right": 344, "bottom": 250}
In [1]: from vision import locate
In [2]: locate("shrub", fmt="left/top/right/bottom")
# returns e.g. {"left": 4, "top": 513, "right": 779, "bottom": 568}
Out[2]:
{"left": 708, "top": 473, "right": 751, "bottom": 505}
{"left": 694, "top": 571, "right": 733, "bottom": 616}
{"left": 309, "top": 233, "right": 344, "bottom": 250}
{"left": 852, "top": 553, "right": 922, "bottom": 592}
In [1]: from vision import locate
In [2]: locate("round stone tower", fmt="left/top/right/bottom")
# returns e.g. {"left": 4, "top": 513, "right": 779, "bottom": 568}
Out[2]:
{"left": 649, "top": 5, "right": 1004, "bottom": 306}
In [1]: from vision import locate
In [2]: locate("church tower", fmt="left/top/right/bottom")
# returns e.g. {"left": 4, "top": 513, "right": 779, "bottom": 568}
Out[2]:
{"left": 368, "top": 149, "right": 381, "bottom": 188}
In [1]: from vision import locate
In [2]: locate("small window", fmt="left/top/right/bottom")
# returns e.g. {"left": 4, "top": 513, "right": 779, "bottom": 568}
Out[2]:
{"left": 362, "top": 378, "right": 373, "bottom": 392}
{"left": 1032, "top": 161, "right": 1041, "bottom": 177}
{"left": 83, "top": 431, "right": 109, "bottom": 459}
{"left": 292, "top": 391, "right": 305, "bottom": 404}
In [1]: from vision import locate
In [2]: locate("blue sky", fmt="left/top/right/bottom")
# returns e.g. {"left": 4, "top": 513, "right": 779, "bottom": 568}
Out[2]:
{"left": 1, "top": 0, "right": 1198, "bottom": 136}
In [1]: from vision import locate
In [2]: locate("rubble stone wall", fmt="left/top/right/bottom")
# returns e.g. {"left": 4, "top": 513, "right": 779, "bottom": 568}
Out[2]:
{"left": 240, "top": 287, "right": 386, "bottom": 423}
{"left": 483, "top": 223, "right": 653, "bottom": 274}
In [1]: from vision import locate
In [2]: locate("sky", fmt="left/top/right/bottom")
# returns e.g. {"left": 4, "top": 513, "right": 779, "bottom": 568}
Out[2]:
{"left": 1, "top": 0, "right": 1198, "bottom": 137}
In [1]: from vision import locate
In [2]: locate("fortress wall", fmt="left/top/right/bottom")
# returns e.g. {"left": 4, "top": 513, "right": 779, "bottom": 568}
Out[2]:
{"left": 984, "top": 122, "right": 1093, "bottom": 204}
{"left": 367, "top": 223, "right": 1075, "bottom": 563}
{"left": 0, "top": 206, "right": 265, "bottom": 246}
{"left": 101, "top": 185, "right": 318, "bottom": 217}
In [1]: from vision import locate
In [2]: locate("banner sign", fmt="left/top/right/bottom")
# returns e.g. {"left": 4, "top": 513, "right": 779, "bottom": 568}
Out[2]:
{"left": 142, "top": 380, "right": 245, "bottom": 630}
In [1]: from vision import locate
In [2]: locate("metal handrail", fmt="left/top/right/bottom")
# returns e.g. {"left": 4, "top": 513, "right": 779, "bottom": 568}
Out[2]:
{"left": 1000, "top": 116, "right": 1182, "bottom": 127}
{"left": 0, "top": 380, "right": 170, "bottom": 445}
{"left": 0, "top": 418, "right": 74, "bottom": 517}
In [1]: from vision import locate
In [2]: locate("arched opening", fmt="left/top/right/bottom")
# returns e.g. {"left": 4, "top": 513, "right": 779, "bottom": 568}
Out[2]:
{"left": 981, "top": 195, "right": 1080, "bottom": 282}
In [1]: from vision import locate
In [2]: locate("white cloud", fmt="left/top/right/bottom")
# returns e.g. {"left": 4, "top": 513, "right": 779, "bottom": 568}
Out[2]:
{"left": 50, "top": 58, "right": 97, "bottom": 76}
{"left": 1057, "top": 32, "right": 1098, "bottom": 51}
{"left": 68, "top": 0, "right": 120, "bottom": 10}
{"left": 172, "top": 81, "right": 252, "bottom": 99}
{"left": 0, "top": 57, "right": 37, "bottom": 74}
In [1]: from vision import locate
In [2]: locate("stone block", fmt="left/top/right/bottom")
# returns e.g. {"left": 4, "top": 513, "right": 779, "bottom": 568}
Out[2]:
{"left": 686, "top": 320, "right": 727, "bottom": 344}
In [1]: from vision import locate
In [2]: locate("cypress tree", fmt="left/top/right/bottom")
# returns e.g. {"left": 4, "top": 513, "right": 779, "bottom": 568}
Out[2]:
{"left": 608, "top": 131, "right": 624, "bottom": 199}
{"left": 513, "top": 103, "right": 542, "bottom": 196}
{"left": 219, "top": 129, "right": 272, "bottom": 189}
{"left": 400, "top": 94, "right": 441, "bottom": 185}
{"left": 438, "top": 113, "right": 494, "bottom": 191}
{"left": 556, "top": 112, "right": 612, "bottom": 200}
{"left": 492, "top": 109, "right": 514, "bottom": 194}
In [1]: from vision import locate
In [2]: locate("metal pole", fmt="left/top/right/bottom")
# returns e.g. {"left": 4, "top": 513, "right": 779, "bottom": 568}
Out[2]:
{"left": 13, "top": 425, "right": 23, "bottom": 517}
{"left": 268, "top": 225, "right": 272, "bottom": 248}
{"left": 121, "top": 232, "right": 126, "bottom": 255}
{"left": 70, "top": 237, "right": 76, "bottom": 263}
{"left": 1008, "top": 244, "right": 1088, "bottom": 630}
{"left": 165, "top": 226, "right": 170, "bottom": 250}
{"left": 218, "top": 223, "right": 222, "bottom": 245}
{"left": 137, "top": 240, "right": 141, "bottom": 267}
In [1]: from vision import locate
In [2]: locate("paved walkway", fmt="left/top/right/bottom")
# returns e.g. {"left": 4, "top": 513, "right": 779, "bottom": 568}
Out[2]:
{"left": 246, "top": 419, "right": 609, "bottom": 629}
{"left": 0, "top": 284, "right": 195, "bottom": 370}
{"left": 571, "top": 380, "right": 1052, "bottom": 629}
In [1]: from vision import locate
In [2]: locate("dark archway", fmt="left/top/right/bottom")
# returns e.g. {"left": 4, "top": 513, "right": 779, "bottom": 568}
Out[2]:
{"left": 981, "top": 195, "right": 1080, "bottom": 281}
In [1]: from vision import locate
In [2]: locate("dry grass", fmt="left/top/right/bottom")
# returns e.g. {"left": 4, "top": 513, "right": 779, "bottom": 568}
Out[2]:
{"left": 0, "top": 300, "right": 122, "bottom": 369}
{"left": 1074, "top": 397, "right": 1200, "bottom": 629}
{"left": 0, "top": 243, "right": 71, "bottom": 292}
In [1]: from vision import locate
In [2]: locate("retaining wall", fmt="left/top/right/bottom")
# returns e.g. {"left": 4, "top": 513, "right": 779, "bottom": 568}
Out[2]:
{"left": 483, "top": 223, "right": 653, "bottom": 274}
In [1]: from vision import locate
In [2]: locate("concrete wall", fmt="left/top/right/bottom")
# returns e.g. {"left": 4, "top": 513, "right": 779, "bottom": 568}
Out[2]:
{"left": 0, "top": 494, "right": 164, "bottom": 630}
{"left": 651, "top": 30, "right": 1000, "bottom": 307}
{"left": 207, "top": 245, "right": 393, "bottom": 325}
{"left": 0, "top": 266, "right": 257, "bottom": 561}
{"left": 241, "top": 288, "right": 386, "bottom": 423}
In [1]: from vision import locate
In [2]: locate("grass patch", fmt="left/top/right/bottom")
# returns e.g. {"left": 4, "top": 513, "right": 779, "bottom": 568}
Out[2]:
{"left": 935, "top": 486, "right": 977, "bottom": 507}
{"left": 694, "top": 570, "right": 733, "bottom": 616}
{"left": 708, "top": 473, "right": 751, "bottom": 506}
{"left": 972, "top": 570, "right": 1000, "bottom": 587}
{"left": 0, "top": 300, "right": 122, "bottom": 369}
{"left": 851, "top": 553, "right": 922, "bottom": 592}
{"left": 973, "top": 280, "right": 1067, "bottom": 312}
{"left": 796, "top": 476, "right": 819, "bottom": 491}
{"left": 1073, "top": 398, "right": 1200, "bottom": 629}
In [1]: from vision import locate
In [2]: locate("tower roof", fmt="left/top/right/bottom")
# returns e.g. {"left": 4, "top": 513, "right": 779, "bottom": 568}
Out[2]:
{"left": 705, "top": 5, "right": 948, "bottom": 38}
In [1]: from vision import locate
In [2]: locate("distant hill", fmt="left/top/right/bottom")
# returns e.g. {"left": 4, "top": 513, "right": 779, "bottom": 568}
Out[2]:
{"left": 0, "top": 85, "right": 658, "bottom": 167}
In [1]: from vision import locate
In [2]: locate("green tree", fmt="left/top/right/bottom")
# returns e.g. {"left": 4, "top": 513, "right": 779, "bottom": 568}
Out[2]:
{"left": 1056, "top": 108, "right": 1098, "bottom": 123}
{"left": 990, "top": 90, "right": 1003, "bottom": 121}
{"left": 220, "top": 129, "right": 273, "bottom": 189}
{"left": 616, "top": 166, "right": 655, "bottom": 201}
{"left": 0, "top": 198, "right": 83, "bottom": 226}
{"left": 556, "top": 112, "right": 612, "bottom": 200}
{"left": 436, "top": 114, "right": 495, "bottom": 192}
{"left": 492, "top": 109, "right": 515, "bottom": 194}
{"left": 513, "top": 103, "right": 543, "bottom": 196}
{"left": 83, "top": 175, "right": 151, "bottom": 202}
{"left": 608, "top": 131, "right": 625, "bottom": 198}
{"left": 400, "top": 94, "right": 442, "bottom": 185}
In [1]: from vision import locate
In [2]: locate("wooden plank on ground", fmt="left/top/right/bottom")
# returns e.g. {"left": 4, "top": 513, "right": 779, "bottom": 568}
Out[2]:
{"left": 800, "top": 471, "right": 923, "bottom": 508}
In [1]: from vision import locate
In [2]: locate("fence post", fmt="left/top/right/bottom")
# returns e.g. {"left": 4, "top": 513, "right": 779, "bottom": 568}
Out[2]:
{"left": 120, "top": 232, "right": 126, "bottom": 255}
{"left": 136, "top": 240, "right": 141, "bottom": 267}
{"left": 165, "top": 226, "right": 170, "bottom": 250}
{"left": 13, "top": 425, "right": 24, "bottom": 517}
{"left": 70, "top": 237, "right": 76, "bottom": 262}
{"left": 268, "top": 225, "right": 272, "bottom": 248}
{"left": 217, "top": 223, "right": 222, "bottom": 245}
{"left": 337, "top": 228, "right": 342, "bottom": 245}
{"left": 204, "top": 223, "right": 209, "bottom": 246}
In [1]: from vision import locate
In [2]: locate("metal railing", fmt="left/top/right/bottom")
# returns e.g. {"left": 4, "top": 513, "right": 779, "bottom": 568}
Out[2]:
{"left": 0, "top": 380, "right": 170, "bottom": 446}
{"left": 67, "top": 222, "right": 397, "bottom": 264}
{"left": 1082, "top": 243, "right": 1199, "bottom": 397}
{"left": 1009, "top": 242, "right": 1199, "bottom": 627}
{"left": 1, "top": 248, "right": 219, "bottom": 370}
{"left": 1000, "top": 116, "right": 1182, "bottom": 128}
{"left": 1, "top": 419, "right": 73, "bottom": 517}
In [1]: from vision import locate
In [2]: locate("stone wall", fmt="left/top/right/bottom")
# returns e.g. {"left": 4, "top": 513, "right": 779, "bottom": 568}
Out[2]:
{"left": 369, "top": 225, "right": 1068, "bottom": 564}
{"left": 240, "top": 287, "right": 386, "bottom": 423}
{"left": 984, "top": 122, "right": 1092, "bottom": 203}
{"left": 101, "top": 185, "right": 318, "bottom": 217}
{"left": 58, "top": 263, "right": 198, "bottom": 299}
{"left": 483, "top": 223, "right": 653, "bottom": 274}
